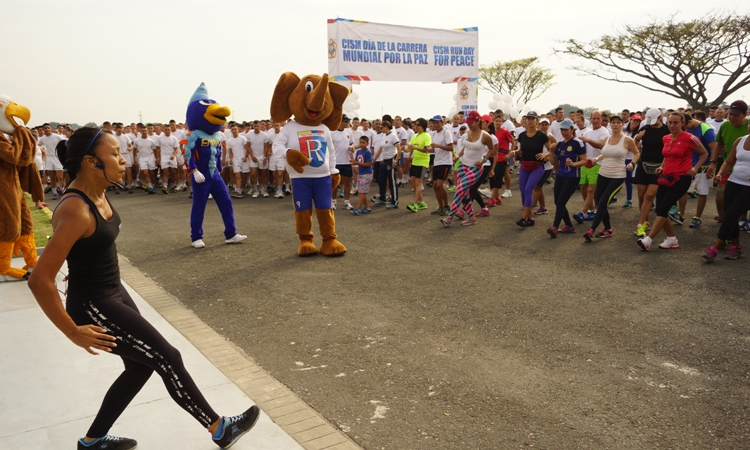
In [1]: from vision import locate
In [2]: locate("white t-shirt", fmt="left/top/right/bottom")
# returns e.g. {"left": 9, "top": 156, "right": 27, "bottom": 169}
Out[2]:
{"left": 432, "top": 128, "right": 454, "bottom": 166}
{"left": 394, "top": 126, "right": 408, "bottom": 144}
{"left": 38, "top": 134, "right": 65, "bottom": 159}
{"left": 115, "top": 133, "right": 132, "bottom": 155}
{"left": 378, "top": 132, "right": 401, "bottom": 160}
{"left": 502, "top": 120, "right": 516, "bottom": 136}
{"left": 246, "top": 131, "right": 269, "bottom": 157}
{"left": 549, "top": 120, "right": 564, "bottom": 143}
{"left": 226, "top": 135, "right": 248, "bottom": 161}
{"left": 350, "top": 127, "right": 363, "bottom": 146}
{"left": 582, "top": 126, "right": 610, "bottom": 165}
{"left": 449, "top": 125, "right": 462, "bottom": 144}
{"left": 371, "top": 132, "right": 385, "bottom": 161}
{"left": 158, "top": 135, "right": 180, "bottom": 159}
{"left": 331, "top": 129, "right": 353, "bottom": 165}
{"left": 271, "top": 120, "right": 336, "bottom": 179}
{"left": 133, "top": 137, "right": 157, "bottom": 158}
{"left": 707, "top": 118, "right": 725, "bottom": 134}
{"left": 360, "top": 129, "right": 375, "bottom": 150}
{"left": 486, "top": 134, "right": 498, "bottom": 167}
{"left": 266, "top": 129, "right": 279, "bottom": 144}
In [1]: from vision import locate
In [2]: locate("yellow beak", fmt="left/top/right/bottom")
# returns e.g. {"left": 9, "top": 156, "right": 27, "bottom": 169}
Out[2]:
{"left": 204, "top": 103, "right": 231, "bottom": 125}
{"left": 6, "top": 102, "right": 31, "bottom": 128}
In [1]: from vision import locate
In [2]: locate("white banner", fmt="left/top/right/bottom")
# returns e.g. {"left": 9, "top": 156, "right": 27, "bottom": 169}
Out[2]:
{"left": 327, "top": 18, "right": 478, "bottom": 83}
{"left": 456, "top": 81, "right": 478, "bottom": 114}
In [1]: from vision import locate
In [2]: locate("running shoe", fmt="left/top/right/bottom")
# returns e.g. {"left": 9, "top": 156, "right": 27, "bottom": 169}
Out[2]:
{"left": 622, "top": 200, "right": 633, "bottom": 209}
{"left": 331, "top": 200, "right": 337, "bottom": 210}
{"left": 596, "top": 229, "right": 614, "bottom": 239}
{"left": 461, "top": 217, "right": 477, "bottom": 226}
{"left": 559, "top": 225, "right": 576, "bottom": 234}
{"left": 77, "top": 435, "right": 137, "bottom": 450}
{"left": 350, "top": 208, "right": 361, "bottom": 215}
{"left": 533, "top": 207, "right": 548, "bottom": 215}
{"left": 191, "top": 239, "right": 205, "bottom": 249}
{"left": 658, "top": 236, "right": 679, "bottom": 249}
{"left": 440, "top": 216, "right": 452, "bottom": 227}
{"left": 212, "top": 405, "right": 261, "bottom": 449}
{"left": 689, "top": 217, "right": 702, "bottom": 228}
{"left": 547, "top": 226, "right": 558, "bottom": 238}
{"left": 274, "top": 191, "right": 284, "bottom": 199}
{"left": 454, "top": 209, "right": 465, "bottom": 220}
{"left": 406, "top": 203, "right": 418, "bottom": 212}
{"left": 225, "top": 234, "right": 247, "bottom": 244}
{"left": 251, "top": 191, "right": 259, "bottom": 198}
{"left": 526, "top": 218, "right": 535, "bottom": 227}
{"left": 668, "top": 204, "right": 679, "bottom": 215}
{"left": 361, "top": 208, "right": 372, "bottom": 214}
{"left": 338, "top": 190, "right": 344, "bottom": 198}
{"left": 573, "top": 212, "right": 584, "bottom": 224}
{"left": 740, "top": 220, "right": 750, "bottom": 232}
{"left": 386, "top": 203, "right": 399, "bottom": 209}
{"left": 51, "top": 192, "right": 59, "bottom": 200}
{"left": 583, "top": 229, "right": 594, "bottom": 242}
{"left": 583, "top": 210, "right": 596, "bottom": 221}
{"left": 637, "top": 236, "right": 652, "bottom": 251}
{"left": 284, "top": 188, "right": 292, "bottom": 196}
{"left": 416, "top": 202, "right": 428, "bottom": 210}
{"left": 447, "top": 186, "right": 457, "bottom": 193}
{"left": 501, "top": 189, "right": 512, "bottom": 198}
{"left": 702, "top": 245, "right": 718, "bottom": 262}
{"left": 476, "top": 208, "right": 491, "bottom": 218}
{"left": 373, "top": 199, "right": 387, "bottom": 207}
{"left": 262, "top": 191, "right": 269, "bottom": 198}
{"left": 608, "top": 196, "right": 618, "bottom": 205}
{"left": 440, "top": 206, "right": 450, "bottom": 216}
{"left": 44, "top": 185, "right": 52, "bottom": 194}
{"left": 688, "top": 190, "right": 699, "bottom": 199}
{"left": 668, "top": 211, "right": 684, "bottom": 225}
{"left": 147, "top": 187, "right": 156, "bottom": 195}
{"left": 162, "top": 186, "right": 169, "bottom": 194}
{"left": 478, "top": 188, "right": 491, "bottom": 198}
{"left": 344, "top": 201, "right": 354, "bottom": 210}
{"left": 635, "top": 222, "right": 648, "bottom": 237}
{"left": 371, "top": 195, "right": 381, "bottom": 202}
{"left": 725, "top": 245, "right": 744, "bottom": 260}
{"left": 516, "top": 217, "right": 528, "bottom": 227}
{"left": 230, "top": 191, "right": 244, "bottom": 199}
{"left": 425, "top": 180, "right": 433, "bottom": 188}
{"left": 431, "top": 207, "right": 443, "bottom": 215}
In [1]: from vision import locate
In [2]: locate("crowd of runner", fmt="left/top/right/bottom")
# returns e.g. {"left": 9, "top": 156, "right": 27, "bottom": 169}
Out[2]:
{"left": 30, "top": 100, "right": 750, "bottom": 261}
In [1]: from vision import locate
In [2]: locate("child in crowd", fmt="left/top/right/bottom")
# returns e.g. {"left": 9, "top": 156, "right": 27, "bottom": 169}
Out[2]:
{"left": 351, "top": 136, "right": 373, "bottom": 215}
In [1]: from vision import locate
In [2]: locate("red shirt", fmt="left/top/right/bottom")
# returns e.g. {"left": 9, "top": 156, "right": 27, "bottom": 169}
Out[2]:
{"left": 661, "top": 131, "right": 701, "bottom": 176}
{"left": 495, "top": 128, "right": 513, "bottom": 154}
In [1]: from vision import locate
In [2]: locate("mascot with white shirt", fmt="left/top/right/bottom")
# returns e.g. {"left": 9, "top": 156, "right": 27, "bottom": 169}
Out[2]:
{"left": 271, "top": 73, "right": 348, "bottom": 256}
{"left": 0, "top": 93, "right": 40, "bottom": 281}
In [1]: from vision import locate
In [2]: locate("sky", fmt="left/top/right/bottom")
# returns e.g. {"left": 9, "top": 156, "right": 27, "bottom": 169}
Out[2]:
{"left": 3, "top": 1, "right": 749, "bottom": 126}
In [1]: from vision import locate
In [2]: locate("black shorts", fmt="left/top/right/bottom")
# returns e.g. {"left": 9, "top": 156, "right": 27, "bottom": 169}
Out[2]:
{"left": 633, "top": 163, "right": 659, "bottom": 186}
{"left": 409, "top": 165, "right": 427, "bottom": 179}
{"left": 536, "top": 169, "right": 553, "bottom": 188}
{"left": 336, "top": 164, "right": 353, "bottom": 178}
{"left": 432, "top": 165, "right": 451, "bottom": 181}
{"left": 429, "top": 154, "right": 435, "bottom": 166}
{"left": 490, "top": 162, "right": 507, "bottom": 189}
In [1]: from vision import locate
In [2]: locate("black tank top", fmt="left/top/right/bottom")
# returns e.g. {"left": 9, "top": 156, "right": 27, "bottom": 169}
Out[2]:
{"left": 57, "top": 188, "right": 121, "bottom": 302}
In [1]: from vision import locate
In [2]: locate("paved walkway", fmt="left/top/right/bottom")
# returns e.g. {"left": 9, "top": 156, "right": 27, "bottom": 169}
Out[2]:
{"left": 0, "top": 253, "right": 359, "bottom": 450}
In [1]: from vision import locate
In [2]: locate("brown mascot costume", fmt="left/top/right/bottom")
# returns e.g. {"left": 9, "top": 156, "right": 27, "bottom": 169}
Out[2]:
{"left": 270, "top": 72, "right": 349, "bottom": 256}
{"left": 0, "top": 93, "right": 40, "bottom": 281}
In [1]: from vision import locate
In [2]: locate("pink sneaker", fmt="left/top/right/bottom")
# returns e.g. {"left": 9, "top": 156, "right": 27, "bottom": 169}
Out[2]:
{"left": 476, "top": 208, "right": 490, "bottom": 218}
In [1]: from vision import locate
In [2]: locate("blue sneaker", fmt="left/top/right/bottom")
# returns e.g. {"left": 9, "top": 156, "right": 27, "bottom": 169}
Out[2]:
{"left": 361, "top": 208, "right": 372, "bottom": 214}
{"left": 621, "top": 200, "right": 633, "bottom": 209}
{"left": 212, "top": 405, "right": 261, "bottom": 449}
{"left": 583, "top": 211, "right": 596, "bottom": 221}
{"left": 689, "top": 217, "right": 702, "bottom": 228}
{"left": 573, "top": 212, "right": 584, "bottom": 224}
{"left": 668, "top": 204, "right": 679, "bottom": 215}
{"left": 350, "top": 208, "right": 361, "bottom": 215}
{"left": 386, "top": 202, "right": 399, "bottom": 209}
{"left": 373, "top": 199, "right": 387, "bottom": 207}
{"left": 668, "top": 211, "right": 684, "bottom": 225}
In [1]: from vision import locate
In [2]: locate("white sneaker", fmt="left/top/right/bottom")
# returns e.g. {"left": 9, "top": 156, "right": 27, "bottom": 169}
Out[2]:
{"left": 344, "top": 201, "right": 354, "bottom": 210}
{"left": 501, "top": 189, "right": 512, "bottom": 198}
{"left": 251, "top": 191, "right": 259, "bottom": 198}
{"left": 478, "top": 188, "right": 491, "bottom": 198}
{"left": 274, "top": 191, "right": 284, "bottom": 199}
{"left": 637, "top": 236, "right": 652, "bottom": 251}
{"left": 332, "top": 200, "right": 337, "bottom": 210}
{"left": 262, "top": 191, "right": 269, "bottom": 198}
{"left": 225, "top": 234, "right": 247, "bottom": 244}
{"left": 191, "top": 239, "right": 205, "bottom": 249}
{"left": 658, "top": 236, "right": 679, "bottom": 249}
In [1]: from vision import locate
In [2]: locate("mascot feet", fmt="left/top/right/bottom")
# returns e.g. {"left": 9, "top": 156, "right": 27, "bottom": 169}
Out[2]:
{"left": 15, "top": 234, "right": 38, "bottom": 271}
{"left": 295, "top": 210, "right": 318, "bottom": 256}
{"left": 316, "top": 209, "right": 346, "bottom": 257}
{"left": 0, "top": 242, "right": 29, "bottom": 281}
{"left": 297, "top": 240, "right": 319, "bottom": 257}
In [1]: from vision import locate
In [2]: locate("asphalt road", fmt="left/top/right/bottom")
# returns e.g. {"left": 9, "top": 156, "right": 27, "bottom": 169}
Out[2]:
{"left": 59, "top": 181, "right": 750, "bottom": 449}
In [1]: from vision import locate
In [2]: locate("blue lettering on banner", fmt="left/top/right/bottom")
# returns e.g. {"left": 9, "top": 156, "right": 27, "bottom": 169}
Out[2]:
{"left": 297, "top": 130, "right": 328, "bottom": 168}
{"left": 338, "top": 36, "right": 475, "bottom": 67}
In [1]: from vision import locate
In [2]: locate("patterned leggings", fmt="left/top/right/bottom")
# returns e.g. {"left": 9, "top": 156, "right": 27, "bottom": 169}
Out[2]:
{"left": 450, "top": 164, "right": 481, "bottom": 218}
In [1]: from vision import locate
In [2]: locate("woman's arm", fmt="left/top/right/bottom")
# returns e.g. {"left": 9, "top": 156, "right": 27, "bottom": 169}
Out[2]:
{"left": 716, "top": 139, "right": 739, "bottom": 179}
{"left": 27, "top": 199, "right": 118, "bottom": 355}
{"left": 689, "top": 142, "right": 709, "bottom": 176}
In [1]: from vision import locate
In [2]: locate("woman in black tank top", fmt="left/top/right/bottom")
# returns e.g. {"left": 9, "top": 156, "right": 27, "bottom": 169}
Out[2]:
{"left": 28, "top": 128, "right": 259, "bottom": 450}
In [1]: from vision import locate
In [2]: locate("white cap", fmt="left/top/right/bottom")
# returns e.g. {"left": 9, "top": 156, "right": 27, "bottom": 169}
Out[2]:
{"left": 539, "top": 118, "right": 550, "bottom": 124}
{"left": 644, "top": 108, "right": 661, "bottom": 126}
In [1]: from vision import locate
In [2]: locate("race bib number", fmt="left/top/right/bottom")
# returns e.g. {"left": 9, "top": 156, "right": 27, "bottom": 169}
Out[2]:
{"left": 297, "top": 130, "right": 328, "bottom": 168}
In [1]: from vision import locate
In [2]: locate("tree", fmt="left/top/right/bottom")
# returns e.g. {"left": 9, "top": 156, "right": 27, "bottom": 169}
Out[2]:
{"left": 478, "top": 57, "right": 555, "bottom": 105}
{"left": 556, "top": 12, "right": 750, "bottom": 111}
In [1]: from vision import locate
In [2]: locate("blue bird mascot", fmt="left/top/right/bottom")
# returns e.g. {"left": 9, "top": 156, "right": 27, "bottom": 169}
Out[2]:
{"left": 185, "top": 83, "right": 246, "bottom": 249}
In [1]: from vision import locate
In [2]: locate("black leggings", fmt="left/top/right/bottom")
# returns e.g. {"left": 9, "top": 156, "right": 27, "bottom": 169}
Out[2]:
{"left": 378, "top": 158, "right": 398, "bottom": 205}
{"left": 591, "top": 175, "right": 624, "bottom": 231}
{"left": 553, "top": 176, "right": 580, "bottom": 228}
{"left": 66, "top": 284, "right": 218, "bottom": 438}
{"left": 655, "top": 176, "right": 692, "bottom": 217}
{"left": 718, "top": 181, "right": 750, "bottom": 241}
{"left": 469, "top": 162, "right": 492, "bottom": 209}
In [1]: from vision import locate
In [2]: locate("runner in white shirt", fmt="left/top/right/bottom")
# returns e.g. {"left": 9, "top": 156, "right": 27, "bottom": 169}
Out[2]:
{"left": 133, "top": 130, "right": 158, "bottom": 194}
{"left": 401, "top": 120, "right": 416, "bottom": 185}
{"left": 372, "top": 120, "right": 402, "bottom": 209}
{"left": 393, "top": 116, "right": 409, "bottom": 186}
{"left": 531, "top": 118, "right": 558, "bottom": 215}
{"left": 331, "top": 116, "right": 354, "bottom": 209}
{"left": 156, "top": 126, "right": 180, "bottom": 193}
{"left": 429, "top": 118, "right": 454, "bottom": 214}
{"left": 576, "top": 110, "right": 610, "bottom": 221}
{"left": 370, "top": 122, "right": 386, "bottom": 202}
{"left": 114, "top": 124, "right": 134, "bottom": 193}
{"left": 225, "top": 125, "right": 249, "bottom": 198}
{"left": 266, "top": 121, "right": 287, "bottom": 198}
{"left": 37, "top": 123, "right": 66, "bottom": 199}
{"left": 246, "top": 121, "right": 271, "bottom": 198}
{"left": 168, "top": 120, "right": 188, "bottom": 191}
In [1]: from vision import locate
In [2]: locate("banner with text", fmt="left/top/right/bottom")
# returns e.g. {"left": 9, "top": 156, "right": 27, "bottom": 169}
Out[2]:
{"left": 327, "top": 19, "right": 478, "bottom": 83}
{"left": 456, "top": 82, "right": 478, "bottom": 113}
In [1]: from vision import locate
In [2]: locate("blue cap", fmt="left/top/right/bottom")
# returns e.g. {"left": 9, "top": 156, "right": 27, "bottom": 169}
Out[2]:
{"left": 559, "top": 118, "right": 575, "bottom": 129}
{"left": 431, "top": 114, "right": 443, "bottom": 122}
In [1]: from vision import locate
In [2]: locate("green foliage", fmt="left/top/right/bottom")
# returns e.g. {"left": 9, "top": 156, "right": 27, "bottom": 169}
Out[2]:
{"left": 479, "top": 57, "right": 555, "bottom": 105}
{"left": 557, "top": 12, "right": 750, "bottom": 110}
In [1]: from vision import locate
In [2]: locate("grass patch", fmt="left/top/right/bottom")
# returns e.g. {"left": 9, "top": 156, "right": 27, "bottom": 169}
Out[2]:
{"left": 26, "top": 194, "right": 52, "bottom": 247}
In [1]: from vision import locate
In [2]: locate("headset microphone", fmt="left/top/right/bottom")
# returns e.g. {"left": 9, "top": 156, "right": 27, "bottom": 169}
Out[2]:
{"left": 95, "top": 158, "right": 124, "bottom": 190}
